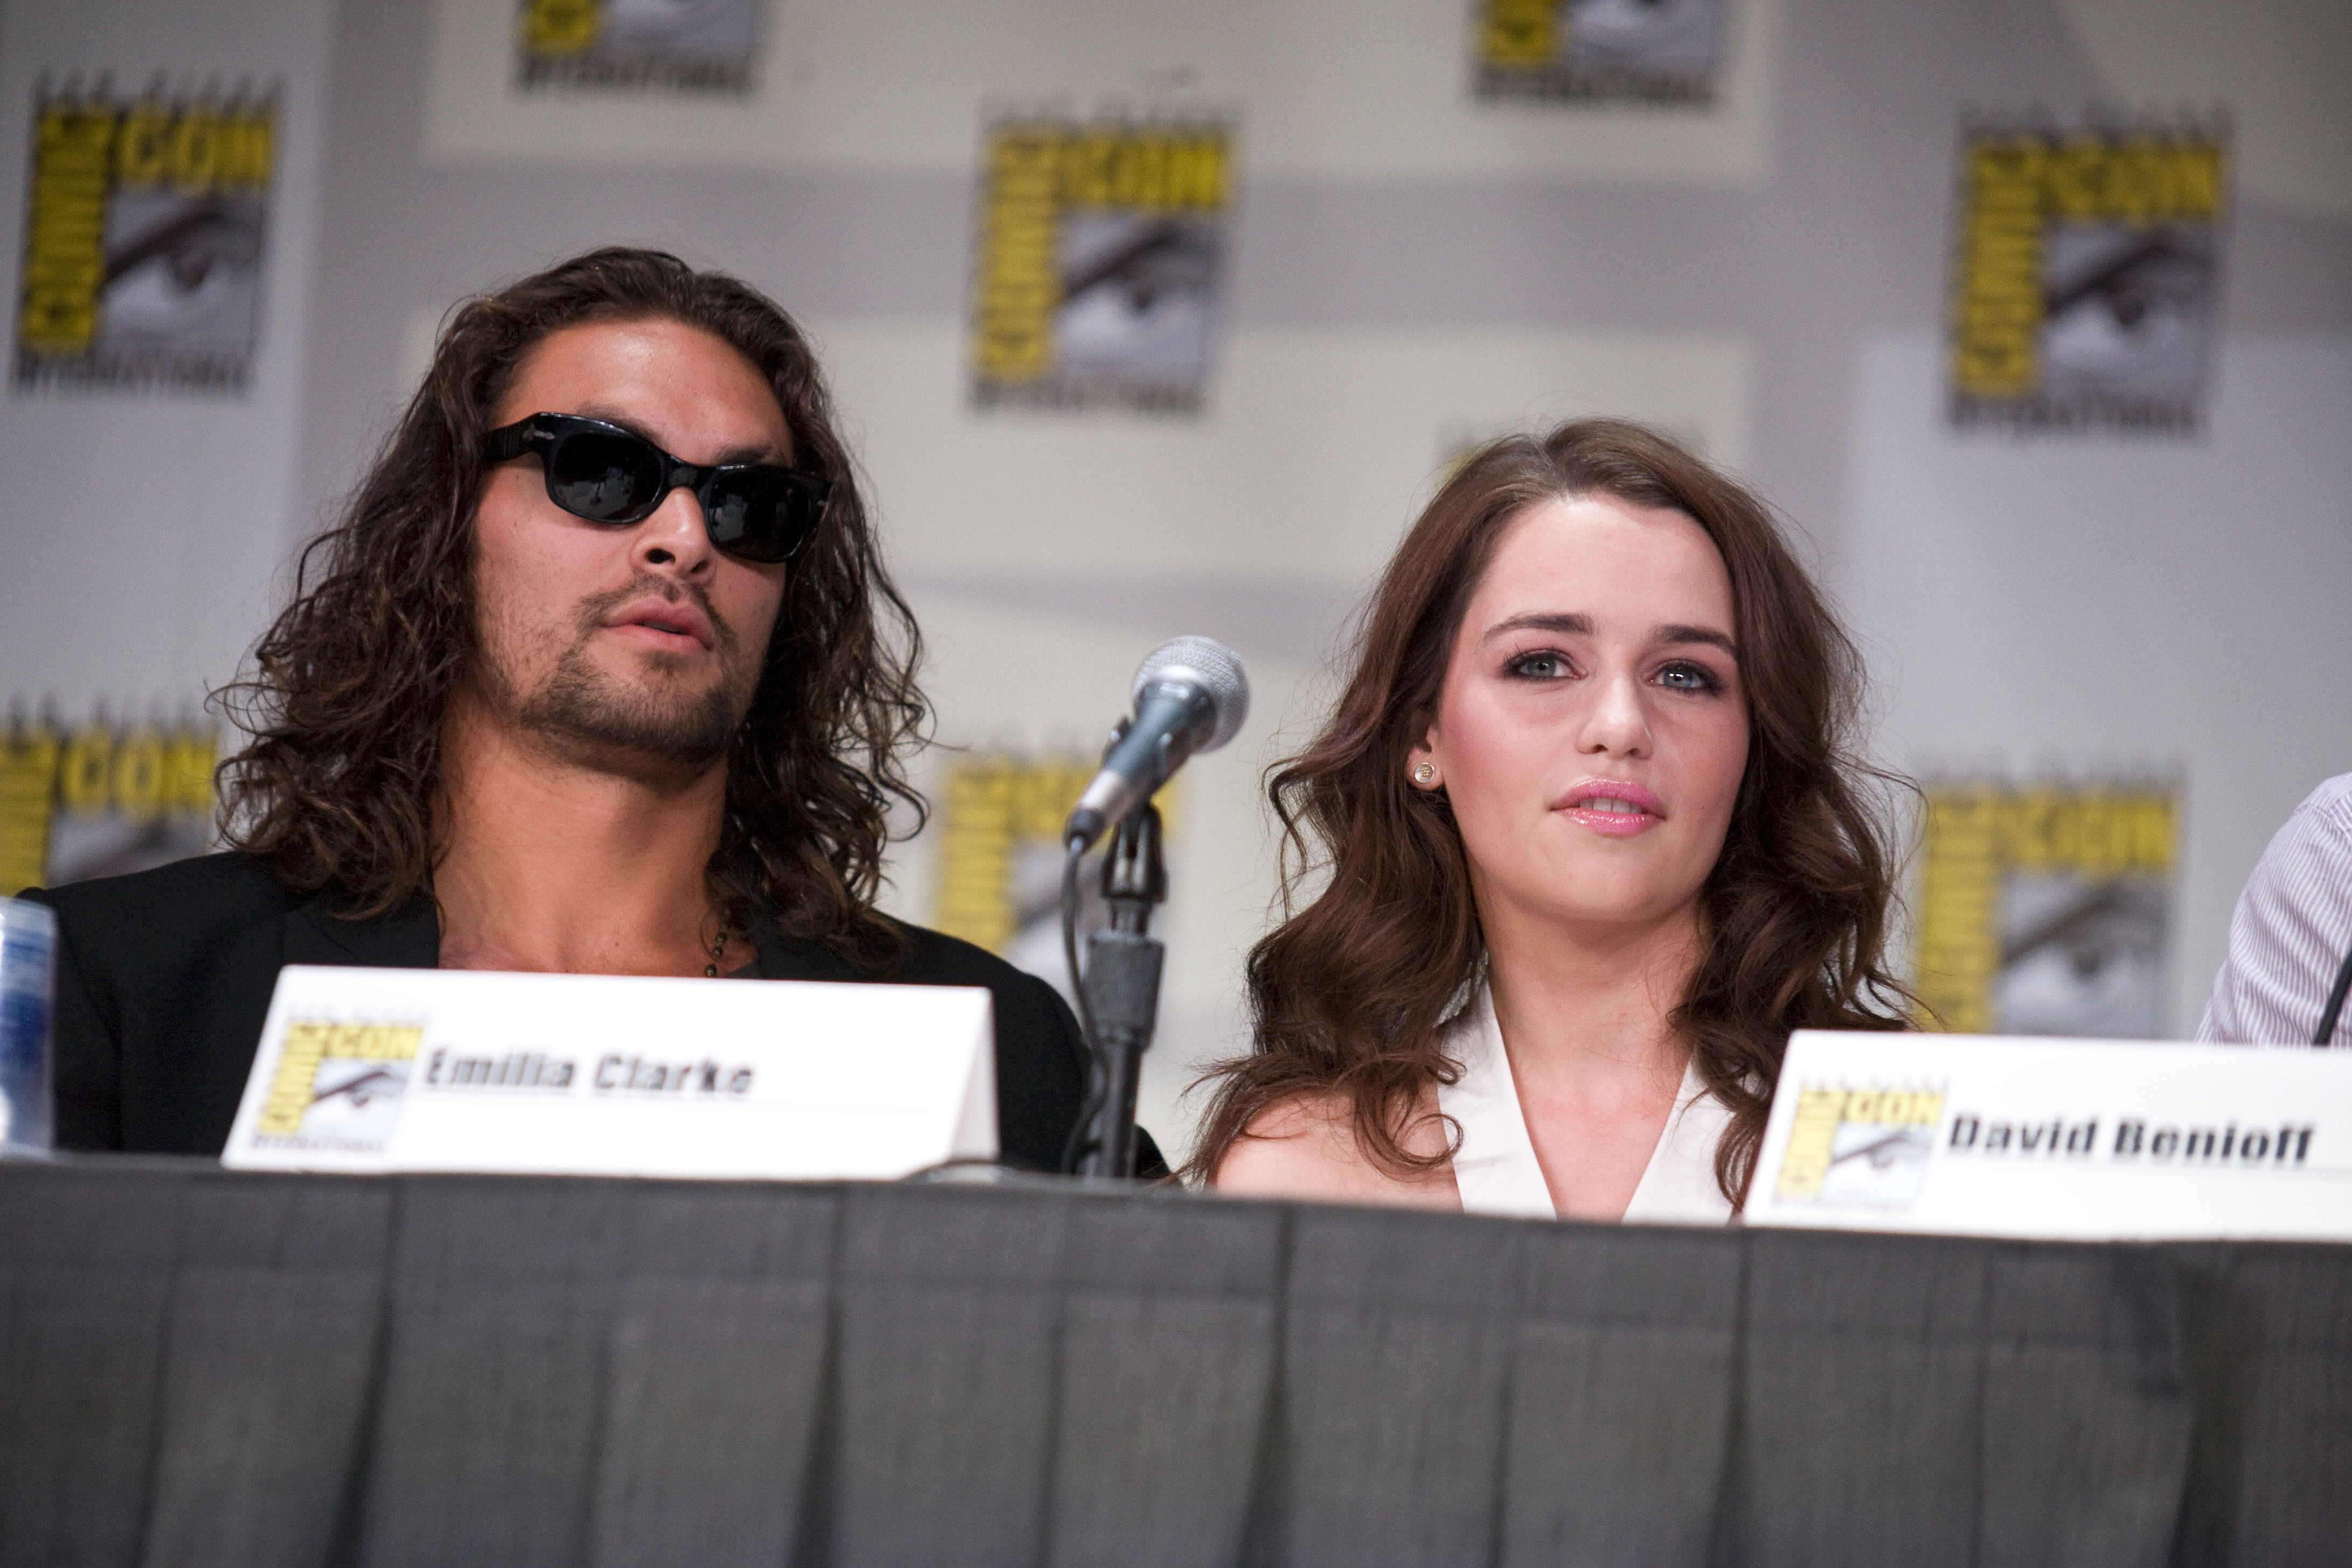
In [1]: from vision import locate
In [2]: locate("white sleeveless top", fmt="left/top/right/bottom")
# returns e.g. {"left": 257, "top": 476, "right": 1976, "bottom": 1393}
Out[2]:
{"left": 1436, "top": 982, "right": 1735, "bottom": 1224}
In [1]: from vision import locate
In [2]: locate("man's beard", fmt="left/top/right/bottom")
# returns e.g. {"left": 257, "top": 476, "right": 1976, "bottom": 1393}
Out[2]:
{"left": 501, "top": 578, "right": 757, "bottom": 774}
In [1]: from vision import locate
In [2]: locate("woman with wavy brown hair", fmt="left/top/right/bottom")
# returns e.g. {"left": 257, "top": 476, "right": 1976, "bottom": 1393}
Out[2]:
{"left": 1200, "top": 418, "right": 1912, "bottom": 1217}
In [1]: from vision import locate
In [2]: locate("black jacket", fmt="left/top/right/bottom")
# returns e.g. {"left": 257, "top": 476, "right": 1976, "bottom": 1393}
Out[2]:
{"left": 23, "top": 851, "right": 1152, "bottom": 1174}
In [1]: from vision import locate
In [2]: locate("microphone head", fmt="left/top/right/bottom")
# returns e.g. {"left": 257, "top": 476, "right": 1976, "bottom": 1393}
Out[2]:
{"left": 1131, "top": 635, "right": 1250, "bottom": 753}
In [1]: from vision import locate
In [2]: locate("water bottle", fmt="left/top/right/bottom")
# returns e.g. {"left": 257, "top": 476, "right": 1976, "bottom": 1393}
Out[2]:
{"left": 0, "top": 897, "right": 56, "bottom": 1153}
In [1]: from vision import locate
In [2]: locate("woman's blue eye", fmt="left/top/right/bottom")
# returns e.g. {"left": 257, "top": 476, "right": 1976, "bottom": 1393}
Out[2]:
{"left": 1658, "top": 663, "right": 1719, "bottom": 692}
{"left": 1509, "top": 652, "right": 1567, "bottom": 680}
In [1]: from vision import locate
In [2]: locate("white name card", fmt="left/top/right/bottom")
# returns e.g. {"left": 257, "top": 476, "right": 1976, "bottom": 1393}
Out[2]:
{"left": 222, "top": 965, "right": 996, "bottom": 1180}
{"left": 1747, "top": 1031, "right": 2352, "bottom": 1242}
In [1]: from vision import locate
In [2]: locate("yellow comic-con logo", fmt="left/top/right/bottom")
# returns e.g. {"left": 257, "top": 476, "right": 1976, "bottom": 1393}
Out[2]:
{"left": 1473, "top": 0, "right": 1725, "bottom": 104}
{"left": 971, "top": 116, "right": 1231, "bottom": 414}
{"left": 1948, "top": 115, "right": 2227, "bottom": 433}
{"left": 16, "top": 81, "right": 275, "bottom": 391}
{"left": 257, "top": 1021, "right": 423, "bottom": 1151}
{"left": 1774, "top": 1085, "right": 1946, "bottom": 1208}
{"left": 516, "top": 0, "right": 759, "bottom": 94}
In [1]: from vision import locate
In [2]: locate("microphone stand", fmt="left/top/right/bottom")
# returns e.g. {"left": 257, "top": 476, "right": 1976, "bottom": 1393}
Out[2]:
{"left": 1072, "top": 804, "right": 1166, "bottom": 1179}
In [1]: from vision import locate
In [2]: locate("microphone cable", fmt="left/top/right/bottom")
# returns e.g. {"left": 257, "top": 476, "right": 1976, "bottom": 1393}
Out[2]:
{"left": 2315, "top": 941, "right": 2352, "bottom": 1046}
{"left": 1058, "top": 835, "right": 1110, "bottom": 1173}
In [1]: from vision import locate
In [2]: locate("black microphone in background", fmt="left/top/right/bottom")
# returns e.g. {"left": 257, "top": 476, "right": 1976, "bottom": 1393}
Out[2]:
{"left": 1063, "top": 635, "right": 1250, "bottom": 850}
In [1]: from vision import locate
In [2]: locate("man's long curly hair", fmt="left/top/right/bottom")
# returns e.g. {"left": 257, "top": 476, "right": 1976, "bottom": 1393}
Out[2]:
{"left": 1189, "top": 419, "right": 1916, "bottom": 1206}
{"left": 217, "top": 247, "right": 927, "bottom": 968}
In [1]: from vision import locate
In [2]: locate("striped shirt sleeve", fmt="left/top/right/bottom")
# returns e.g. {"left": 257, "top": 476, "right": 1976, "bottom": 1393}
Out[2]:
{"left": 2197, "top": 773, "right": 2352, "bottom": 1045}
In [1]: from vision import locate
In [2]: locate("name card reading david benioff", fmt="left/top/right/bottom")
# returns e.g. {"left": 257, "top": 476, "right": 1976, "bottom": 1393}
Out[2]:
{"left": 1944, "top": 1110, "right": 2320, "bottom": 1171}
{"left": 1752, "top": 1032, "right": 2352, "bottom": 1241}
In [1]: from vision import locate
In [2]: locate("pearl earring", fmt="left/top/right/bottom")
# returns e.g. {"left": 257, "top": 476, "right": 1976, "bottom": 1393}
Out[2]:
{"left": 1413, "top": 762, "right": 1437, "bottom": 786}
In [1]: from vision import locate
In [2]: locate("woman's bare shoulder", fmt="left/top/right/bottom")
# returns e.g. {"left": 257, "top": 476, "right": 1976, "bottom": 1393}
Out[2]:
{"left": 1210, "top": 1088, "right": 1459, "bottom": 1211}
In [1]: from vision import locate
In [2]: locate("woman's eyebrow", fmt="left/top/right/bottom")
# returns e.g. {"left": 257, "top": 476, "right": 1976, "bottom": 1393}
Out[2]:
{"left": 1485, "top": 611, "right": 1593, "bottom": 640}
{"left": 1654, "top": 623, "right": 1738, "bottom": 656}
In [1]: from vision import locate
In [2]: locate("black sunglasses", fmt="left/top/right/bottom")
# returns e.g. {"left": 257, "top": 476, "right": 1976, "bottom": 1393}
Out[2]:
{"left": 485, "top": 412, "right": 830, "bottom": 563}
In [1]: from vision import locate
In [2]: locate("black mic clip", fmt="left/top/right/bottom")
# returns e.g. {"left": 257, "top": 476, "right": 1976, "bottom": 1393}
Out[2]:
{"left": 1099, "top": 801, "right": 1168, "bottom": 926}
{"left": 1068, "top": 802, "right": 1167, "bottom": 1181}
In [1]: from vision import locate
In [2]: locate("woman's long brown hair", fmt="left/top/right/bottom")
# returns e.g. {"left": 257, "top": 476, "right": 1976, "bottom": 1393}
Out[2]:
{"left": 215, "top": 248, "right": 927, "bottom": 968}
{"left": 1190, "top": 419, "right": 1915, "bottom": 1206}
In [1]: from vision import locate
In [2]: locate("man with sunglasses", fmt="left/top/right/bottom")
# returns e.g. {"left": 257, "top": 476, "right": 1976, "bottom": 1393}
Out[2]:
{"left": 25, "top": 247, "right": 1158, "bottom": 1176}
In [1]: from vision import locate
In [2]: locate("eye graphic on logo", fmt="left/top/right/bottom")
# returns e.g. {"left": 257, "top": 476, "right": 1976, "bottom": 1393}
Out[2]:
{"left": 309, "top": 1066, "right": 405, "bottom": 1111}
{"left": 1053, "top": 215, "right": 1220, "bottom": 379}
{"left": 606, "top": 0, "right": 730, "bottom": 19}
{"left": 1997, "top": 876, "right": 2168, "bottom": 1038}
{"left": 1564, "top": 0, "right": 1720, "bottom": 64}
{"left": 2039, "top": 225, "right": 2215, "bottom": 390}
{"left": 1830, "top": 1128, "right": 1931, "bottom": 1173}
{"left": 597, "top": 0, "right": 754, "bottom": 51}
{"left": 99, "top": 195, "right": 266, "bottom": 344}
{"left": 292, "top": 1049, "right": 413, "bottom": 1144}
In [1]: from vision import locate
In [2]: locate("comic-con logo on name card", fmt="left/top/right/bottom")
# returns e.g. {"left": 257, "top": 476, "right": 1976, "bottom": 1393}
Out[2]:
{"left": 1474, "top": 0, "right": 1725, "bottom": 104}
{"left": 15, "top": 78, "right": 276, "bottom": 394}
{"left": 1948, "top": 113, "right": 2228, "bottom": 436}
{"left": 1772, "top": 1085, "right": 1947, "bottom": 1209}
{"left": 970, "top": 116, "right": 1232, "bottom": 415}
{"left": 517, "top": 0, "right": 759, "bottom": 93}
{"left": 255, "top": 1021, "right": 423, "bottom": 1154}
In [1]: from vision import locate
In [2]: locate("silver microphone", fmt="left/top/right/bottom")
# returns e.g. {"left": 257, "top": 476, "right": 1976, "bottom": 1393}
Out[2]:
{"left": 1063, "top": 636, "right": 1250, "bottom": 850}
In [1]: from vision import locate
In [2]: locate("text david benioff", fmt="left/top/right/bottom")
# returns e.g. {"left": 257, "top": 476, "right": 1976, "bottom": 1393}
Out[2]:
{"left": 1945, "top": 1111, "right": 2318, "bottom": 1168}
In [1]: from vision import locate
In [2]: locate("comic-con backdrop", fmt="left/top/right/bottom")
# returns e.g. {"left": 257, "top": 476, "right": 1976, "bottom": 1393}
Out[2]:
{"left": 15, "top": 79, "right": 275, "bottom": 393}
{"left": 1475, "top": 0, "right": 1727, "bottom": 103}
{"left": 971, "top": 116, "right": 1231, "bottom": 415}
{"left": 0, "top": 705, "right": 218, "bottom": 894}
{"left": 930, "top": 752, "right": 1185, "bottom": 1011}
{"left": 516, "top": 0, "right": 757, "bottom": 93}
{"left": 1948, "top": 115, "right": 2227, "bottom": 435}
{"left": 1913, "top": 775, "right": 2180, "bottom": 1039}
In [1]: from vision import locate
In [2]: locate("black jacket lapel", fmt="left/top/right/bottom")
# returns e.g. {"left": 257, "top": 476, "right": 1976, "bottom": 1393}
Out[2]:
{"left": 283, "top": 892, "right": 441, "bottom": 970}
{"left": 750, "top": 905, "right": 867, "bottom": 982}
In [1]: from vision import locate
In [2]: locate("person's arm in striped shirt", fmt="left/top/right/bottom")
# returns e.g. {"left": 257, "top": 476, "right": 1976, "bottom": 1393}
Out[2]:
{"left": 2198, "top": 772, "right": 2352, "bottom": 1045}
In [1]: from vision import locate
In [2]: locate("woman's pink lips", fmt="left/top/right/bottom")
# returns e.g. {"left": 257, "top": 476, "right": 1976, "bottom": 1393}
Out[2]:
{"left": 1553, "top": 780, "right": 1666, "bottom": 837}
{"left": 1562, "top": 806, "right": 1660, "bottom": 837}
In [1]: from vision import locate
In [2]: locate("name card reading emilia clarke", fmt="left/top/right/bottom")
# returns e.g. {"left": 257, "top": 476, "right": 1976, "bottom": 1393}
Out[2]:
{"left": 221, "top": 966, "right": 997, "bottom": 1180}
{"left": 1746, "top": 1032, "right": 2352, "bottom": 1243}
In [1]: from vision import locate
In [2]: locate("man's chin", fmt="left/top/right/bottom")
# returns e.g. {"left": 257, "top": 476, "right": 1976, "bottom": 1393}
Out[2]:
{"left": 516, "top": 666, "right": 741, "bottom": 775}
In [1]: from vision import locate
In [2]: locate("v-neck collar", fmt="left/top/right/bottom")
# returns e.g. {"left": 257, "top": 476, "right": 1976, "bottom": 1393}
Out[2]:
{"left": 1437, "top": 981, "right": 1734, "bottom": 1225}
